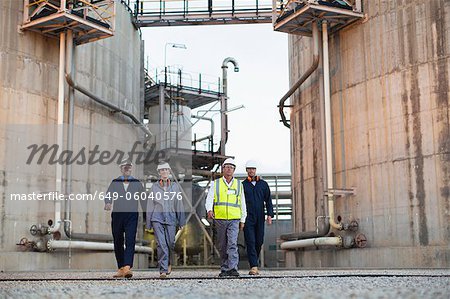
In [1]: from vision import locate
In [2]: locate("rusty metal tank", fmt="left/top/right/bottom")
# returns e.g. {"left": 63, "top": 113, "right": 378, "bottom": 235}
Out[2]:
{"left": 288, "top": 0, "right": 449, "bottom": 268}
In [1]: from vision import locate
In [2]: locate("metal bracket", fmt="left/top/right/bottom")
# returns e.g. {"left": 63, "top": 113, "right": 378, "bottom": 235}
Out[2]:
{"left": 325, "top": 187, "right": 356, "bottom": 197}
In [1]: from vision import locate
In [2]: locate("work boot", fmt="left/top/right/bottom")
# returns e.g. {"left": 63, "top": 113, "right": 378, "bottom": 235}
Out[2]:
{"left": 159, "top": 273, "right": 167, "bottom": 279}
{"left": 167, "top": 265, "right": 172, "bottom": 275}
{"left": 112, "top": 267, "right": 124, "bottom": 278}
{"left": 122, "top": 265, "right": 133, "bottom": 279}
{"left": 218, "top": 270, "right": 228, "bottom": 278}
{"left": 227, "top": 269, "right": 240, "bottom": 277}
{"left": 249, "top": 267, "right": 259, "bottom": 275}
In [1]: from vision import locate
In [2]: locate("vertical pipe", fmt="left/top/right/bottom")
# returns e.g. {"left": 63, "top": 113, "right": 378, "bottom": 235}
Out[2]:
{"left": 65, "top": 30, "right": 74, "bottom": 230}
{"left": 323, "top": 21, "right": 332, "bottom": 191}
{"left": 60, "top": 0, "right": 66, "bottom": 11}
{"left": 220, "top": 57, "right": 239, "bottom": 155}
{"left": 151, "top": 240, "right": 155, "bottom": 266}
{"left": 275, "top": 175, "right": 279, "bottom": 263}
{"left": 183, "top": 238, "right": 187, "bottom": 266}
{"left": 221, "top": 61, "right": 228, "bottom": 155}
{"left": 49, "top": 32, "right": 66, "bottom": 233}
{"left": 322, "top": 21, "right": 342, "bottom": 230}
{"left": 23, "top": 0, "right": 29, "bottom": 22}
{"left": 220, "top": 95, "right": 227, "bottom": 155}
{"left": 159, "top": 84, "right": 165, "bottom": 149}
{"left": 203, "top": 234, "right": 207, "bottom": 265}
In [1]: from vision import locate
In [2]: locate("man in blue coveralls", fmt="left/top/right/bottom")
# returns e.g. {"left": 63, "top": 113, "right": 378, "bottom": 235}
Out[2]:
{"left": 104, "top": 159, "right": 145, "bottom": 278}
{"left": 242, "top": 160, "right": 274, "bottom": 275}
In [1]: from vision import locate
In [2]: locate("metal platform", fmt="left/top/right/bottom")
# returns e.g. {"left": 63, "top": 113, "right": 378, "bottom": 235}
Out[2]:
{"left": 21, "top": 0, "right": 115, "bottom": 45}
{"left": 129, "top": 0, "right": 273, "bottom": 27}
{"left": 145, "top": 83, "right": 220, "bottom": 110}
{"left": 143, "top": 146, "right": 230, "bottom": 177}
{"left": 274, "top": 0, "right": 364, "bottom": 36}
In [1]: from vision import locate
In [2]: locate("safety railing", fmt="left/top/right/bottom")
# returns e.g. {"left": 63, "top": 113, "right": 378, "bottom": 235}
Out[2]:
{"left": 151, "top": 67, "right": 222, "bottom": 95}
{"left": 129, "top": 0, "right": 273, "bottom": 17}
{"left": 24, "top": 0, "right": 115, "bottom": 31}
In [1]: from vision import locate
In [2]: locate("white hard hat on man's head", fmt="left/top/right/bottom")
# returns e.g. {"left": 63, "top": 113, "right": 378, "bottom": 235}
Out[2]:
{"left": 245, "top": 160, "right": 258, "bottom": 169}
{"left": 157, "top": 162, "right": 171, "bottom": 171}
{"left": 222, "top": 158, "right": 236, "bottom": 168}
{"left": 119, "top": 159, "right": 133, "bottom": 167}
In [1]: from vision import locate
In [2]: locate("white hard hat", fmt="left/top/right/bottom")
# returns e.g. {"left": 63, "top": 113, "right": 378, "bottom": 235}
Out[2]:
{"left": 222, "top": 158, "right": 236, "bottom": 168}
{"left": 157, "top": 162, "right": 171, "bottom": 171}
{"left": 245, "top": 160, "right": 258, "bottom": 169}
{"left": 119, "top": 159, "right": 133, "bottom": 167}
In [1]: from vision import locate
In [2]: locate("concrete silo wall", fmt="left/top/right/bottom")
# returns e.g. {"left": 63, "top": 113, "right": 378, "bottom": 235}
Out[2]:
{"left": 288, "top": 0, "right": 449, "bottom": 267}
{"left": 0, "top": 1, "right": 146, "bottom": 270}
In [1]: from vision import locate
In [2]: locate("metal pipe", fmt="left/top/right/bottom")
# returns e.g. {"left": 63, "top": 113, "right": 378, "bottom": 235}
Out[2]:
{"left": 278, "top": 21, "right": 319, "bottom": 128}
{"left": 159, "top": 84, "right": 165, "bottom": 148}
{"left": 49, "top": 32, "right": 66, "bottom": 234}
{"left": 322, "top": 21, "right": 342, "bottom": 230}
{"left": 191, "top": 115, "right": 214, "bottom": 143}
{"left": 62, "top": 34, "right": 138, "bottom": 243}
{"left": 62, "top": 39, "right": 150, "bottom": 242}
{"left": 280, "top": 236, "right": 342, "bottom": 250}
{"left": 280, "top": 217, "right": 330, "bottom": 241}
{"left": 47, "top": 240, "right": 152, "bottom": 254}
{"left": 220, "top": 57, "right": 239, "bottom": 155}
{"left": 65, "top": 74, "right": 152, "bottom": 137}
{"left": 23, "top": 0, "right": 29, "bottom": 22}
{"left": 64, "top": 30, "right": 74, "bottom": 238}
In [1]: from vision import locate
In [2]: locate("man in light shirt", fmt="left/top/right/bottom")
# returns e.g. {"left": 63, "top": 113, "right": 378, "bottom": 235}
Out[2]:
{"left": 205, "top": 158, "right": 247, "bottom": 277}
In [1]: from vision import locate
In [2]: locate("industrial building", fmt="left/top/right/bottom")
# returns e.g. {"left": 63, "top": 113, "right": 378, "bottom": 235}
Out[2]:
{"left": 0, "top": 0, "right": 449, "bottom": 278}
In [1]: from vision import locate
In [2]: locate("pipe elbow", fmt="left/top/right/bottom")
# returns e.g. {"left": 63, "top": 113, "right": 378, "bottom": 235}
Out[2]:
{"left": 222, "top": 57, "right": 239, "bottom": 72}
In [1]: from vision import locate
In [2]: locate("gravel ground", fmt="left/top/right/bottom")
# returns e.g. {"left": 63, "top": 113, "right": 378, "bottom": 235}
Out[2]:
{"left": 0, "top": 269, "right": 449, "bottom": 299}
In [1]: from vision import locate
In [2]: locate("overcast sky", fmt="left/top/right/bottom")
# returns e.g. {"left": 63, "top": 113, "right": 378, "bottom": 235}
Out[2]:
{"left": 142, "top": 23, "right": 291, "bottom": 174}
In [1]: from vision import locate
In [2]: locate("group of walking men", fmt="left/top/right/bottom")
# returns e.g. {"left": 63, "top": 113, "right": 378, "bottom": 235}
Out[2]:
{"left": 105, "top": 157, "right": 273, "bottom": 278}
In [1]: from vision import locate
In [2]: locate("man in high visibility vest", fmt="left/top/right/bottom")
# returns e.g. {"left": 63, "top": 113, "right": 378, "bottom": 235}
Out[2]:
{"left": 205, "top": 158, "right": 247, "bottom": 277}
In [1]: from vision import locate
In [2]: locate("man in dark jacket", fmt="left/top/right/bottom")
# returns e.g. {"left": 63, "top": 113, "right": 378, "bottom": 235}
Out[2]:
{"left": 104, "top": 159, "right": 145, "bottom": 278}
{"left": 242, "top": 160, "right": 274, "bottom": 275}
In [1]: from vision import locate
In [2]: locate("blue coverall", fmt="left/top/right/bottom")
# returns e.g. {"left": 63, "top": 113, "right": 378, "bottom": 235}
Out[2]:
{"left": 242, "top": 178, "right": 274, "bottom": 268}
{"left": 146, "top": 181, "right": 186, "bottom": 274}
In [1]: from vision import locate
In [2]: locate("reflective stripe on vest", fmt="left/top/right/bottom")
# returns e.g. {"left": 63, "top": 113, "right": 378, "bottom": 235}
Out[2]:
{"left": 213, "top": 178, "right": 242, "bottom": 220}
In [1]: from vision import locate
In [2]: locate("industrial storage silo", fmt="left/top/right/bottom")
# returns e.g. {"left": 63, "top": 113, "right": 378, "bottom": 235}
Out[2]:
{"left": 0, "top": 1, "right": 148, "bottom": 270}
{"left": 282, "top": 0, "right": 449, "bottom": 267}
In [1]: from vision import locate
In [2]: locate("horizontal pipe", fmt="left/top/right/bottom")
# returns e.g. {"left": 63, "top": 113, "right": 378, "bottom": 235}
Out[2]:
{"left": 47, "top": 240, "right": 152, "bottom": 254}
{"left": 280, "top": 236, "right": 342, "bottom": 250}
{"left": 280, "top": 217, "right": 330, "bottom": 241}
{"left": 65, "top": 74, "right": 152, "bottom": 137}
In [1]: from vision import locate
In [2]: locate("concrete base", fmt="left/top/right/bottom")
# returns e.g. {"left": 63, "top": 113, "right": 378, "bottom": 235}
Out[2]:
{"left": 0, "top": 251, "right": 149, "bottom": 271}
{"left": 284, "top": 245, "right": 450, "bottom": 268}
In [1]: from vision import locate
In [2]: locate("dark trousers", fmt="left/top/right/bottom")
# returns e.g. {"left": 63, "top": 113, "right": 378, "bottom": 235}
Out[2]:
{"left": 243, "top": 219, "right": 265, "bottom": 268}
{"left": 111, "top": 212, "right": 138, "bottom": 269}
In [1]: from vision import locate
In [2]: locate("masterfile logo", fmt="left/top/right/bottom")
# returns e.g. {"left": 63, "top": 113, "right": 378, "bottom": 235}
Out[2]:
{"left": 25, "top": 141, "right": 166, "bottom": 166}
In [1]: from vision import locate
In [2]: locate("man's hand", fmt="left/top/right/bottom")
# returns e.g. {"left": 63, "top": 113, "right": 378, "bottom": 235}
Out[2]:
{"left": 239, "top": 222, "right": 245, "bottom": 231}
{"left": 207, "top": 210, "right": 215, "bottom": 219}
{"left": 266, "top": 216, "right": 272, "bottom": 225}
{"left": 104, "top": 203, "right": 112, "bottom": 211}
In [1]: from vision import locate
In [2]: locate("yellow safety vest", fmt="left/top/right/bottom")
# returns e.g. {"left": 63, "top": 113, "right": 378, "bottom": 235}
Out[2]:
{"left": 213, "top": 178, "right": 242, "bottom": 220}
